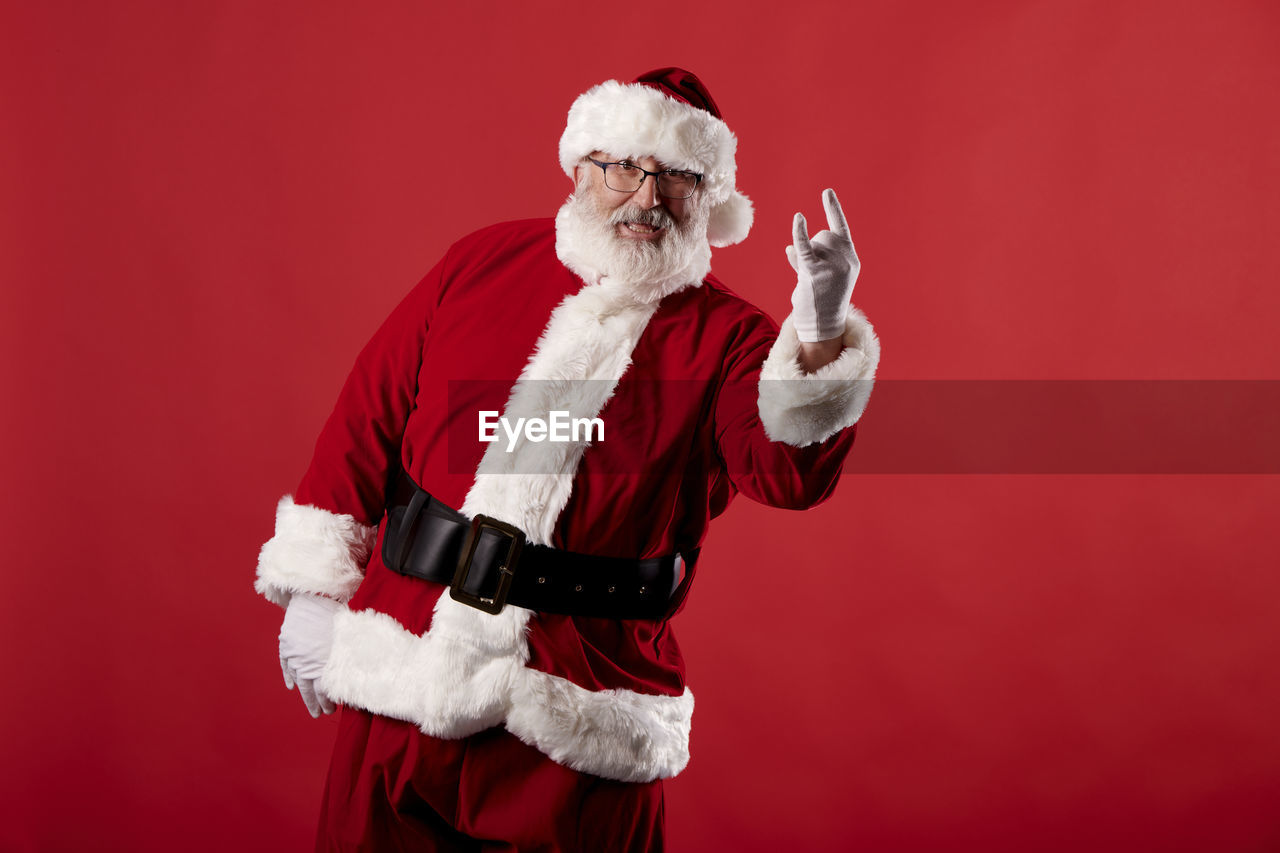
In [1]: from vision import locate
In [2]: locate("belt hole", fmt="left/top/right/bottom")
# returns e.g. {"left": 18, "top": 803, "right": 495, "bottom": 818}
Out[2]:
{"left": 537, "top": 577, "right": 546, "bottom": 584}
{"left": 639, "top": 585, "right": 647, "bottom": 595}
{"left": 607, "top": 585, "right": 616, "bottom": 594}
{"left": 574, "top": 584, "right": 583, "bottom": 592}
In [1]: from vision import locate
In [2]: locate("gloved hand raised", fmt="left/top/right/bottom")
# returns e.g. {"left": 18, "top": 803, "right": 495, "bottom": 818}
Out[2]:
{"left": 278, "top": 591, "right": 341, "bottom": 718}
{"left": 785, "top": 188, "right": 860, "bottom": 343}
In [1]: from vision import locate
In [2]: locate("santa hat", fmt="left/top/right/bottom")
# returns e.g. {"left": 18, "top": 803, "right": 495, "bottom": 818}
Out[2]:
{"left": 559, "top": 68, "right": 754, "bottom": 248}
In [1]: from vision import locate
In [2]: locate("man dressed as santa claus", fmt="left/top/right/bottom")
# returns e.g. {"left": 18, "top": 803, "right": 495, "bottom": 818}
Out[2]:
{"left": 255, "top": 68, "right": 880, "bottom": 851}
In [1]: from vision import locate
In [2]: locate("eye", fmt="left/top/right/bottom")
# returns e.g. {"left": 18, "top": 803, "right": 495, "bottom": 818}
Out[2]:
{"left": 615, "top": 163, "right": 638, "bottom": 173}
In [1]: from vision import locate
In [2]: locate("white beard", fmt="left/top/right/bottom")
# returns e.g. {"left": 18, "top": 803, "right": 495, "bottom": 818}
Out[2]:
{"left": 554, "top": 188, "right": 713, "bottom": 305}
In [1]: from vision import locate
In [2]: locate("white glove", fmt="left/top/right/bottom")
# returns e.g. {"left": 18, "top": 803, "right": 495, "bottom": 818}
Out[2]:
{"left": 278, "top": 591, "right": 341, "bottom": 718}
{"left": 785, "top": 188, "right": 860, "bottom": 342}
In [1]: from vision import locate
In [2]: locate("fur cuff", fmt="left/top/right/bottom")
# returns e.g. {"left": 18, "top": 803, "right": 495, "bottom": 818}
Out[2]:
{"left": 254, "top": 496, "right": 376, "bottom": 607}
{"left": 757, "top": 307, "right": 880, "bottom": 447}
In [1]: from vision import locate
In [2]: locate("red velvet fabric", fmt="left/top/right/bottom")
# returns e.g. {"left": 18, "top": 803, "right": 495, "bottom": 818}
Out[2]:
{"left": 633, "top": 67, "right": 724, "bottom": 120}
{"left": 317, "top": 708, "right": 665, "bottom": 852}
{"left": 297, "top": 218, "right": 857, "bottom": 698}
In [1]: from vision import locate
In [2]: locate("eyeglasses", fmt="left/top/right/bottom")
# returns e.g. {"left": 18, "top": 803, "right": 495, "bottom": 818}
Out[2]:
{"left": 586, "top": 158, "right": 703, "bottom": 200}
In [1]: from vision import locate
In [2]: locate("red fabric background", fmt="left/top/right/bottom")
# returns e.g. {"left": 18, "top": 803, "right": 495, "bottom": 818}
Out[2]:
{"left": 3, "top": 1, "right": 1277, "bottom": 850}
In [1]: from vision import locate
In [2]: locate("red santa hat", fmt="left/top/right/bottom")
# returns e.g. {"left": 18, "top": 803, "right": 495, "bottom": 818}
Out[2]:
{"left": 559, "top": 67, "right": 754, "bottom": 248}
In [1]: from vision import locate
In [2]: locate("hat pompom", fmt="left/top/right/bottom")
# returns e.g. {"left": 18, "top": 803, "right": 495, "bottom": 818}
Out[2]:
{"left": 707, "top": 190, "right": 753, "bottom": 247}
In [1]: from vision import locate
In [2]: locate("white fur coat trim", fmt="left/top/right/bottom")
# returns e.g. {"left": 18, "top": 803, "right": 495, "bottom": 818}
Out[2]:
{"left": 323, "top": 277, "right": 674, "bottom": 780}
{"left": 459, "top": 278, "right": 659, "bottom": 544}
{"left": 757, "top": 307, "right": 881, "bottom": 447}
{"left": 254, "top": 496, "right": 376, "bottom": 607}
{"left": 323, "top": 607, "right": 695, "bottom": 783}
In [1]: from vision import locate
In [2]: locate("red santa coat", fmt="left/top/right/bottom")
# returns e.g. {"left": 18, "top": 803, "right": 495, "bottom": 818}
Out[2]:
{"left": 256, "top": 218, "right": 879, "bottom": 783}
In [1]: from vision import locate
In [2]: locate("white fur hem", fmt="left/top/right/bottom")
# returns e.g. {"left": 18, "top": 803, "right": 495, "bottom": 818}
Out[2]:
{"left": 315, "top": 270, "right": 689, "bottom": 783}
{"left": 757, "top": 308, "right": 880, "bottom": 447}
{"left": 507, "top": 675, "right": 694, "bottom": 783}
{"left": 323, "top": 606, "right": 694, "bottom": 783}
{"left": 254, "top": 497, "right": 376, "bottom": 607}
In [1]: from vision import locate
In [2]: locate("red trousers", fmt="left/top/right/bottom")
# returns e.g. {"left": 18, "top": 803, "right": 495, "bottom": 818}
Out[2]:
{"left": 317, "top": 707, "right": 666, "bottom": 852}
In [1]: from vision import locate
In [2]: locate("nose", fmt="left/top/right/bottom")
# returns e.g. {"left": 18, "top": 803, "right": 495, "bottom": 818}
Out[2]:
{"left": 633, "top": 175, "right": 661, "bottom": 209}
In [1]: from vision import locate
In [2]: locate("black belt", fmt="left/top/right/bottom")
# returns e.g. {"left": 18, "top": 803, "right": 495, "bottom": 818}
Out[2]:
{"left": 381, "top": 471, "right": 694, "bottom": 620}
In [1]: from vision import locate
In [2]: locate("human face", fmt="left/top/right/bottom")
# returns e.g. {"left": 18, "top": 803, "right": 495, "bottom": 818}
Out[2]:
{"left": 573, "top": 151, "right": 691, "bottom": 243}
{"left": 556, "top": 152, "right": 713, "bottom": 300}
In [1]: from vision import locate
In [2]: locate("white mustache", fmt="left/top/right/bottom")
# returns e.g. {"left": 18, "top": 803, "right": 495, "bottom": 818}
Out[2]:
{"left": 607, "top": 205, "right": 674, "bottom": 230}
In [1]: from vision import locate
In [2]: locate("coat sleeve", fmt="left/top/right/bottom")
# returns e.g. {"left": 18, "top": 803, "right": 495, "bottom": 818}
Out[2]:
{"left": 713, "top": 306, "right": 880, "bottom": 510}
{"left": 254, "top": 256, "right": 448, "bottom": 607}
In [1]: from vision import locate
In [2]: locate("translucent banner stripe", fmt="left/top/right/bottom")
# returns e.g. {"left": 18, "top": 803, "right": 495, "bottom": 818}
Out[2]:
{"left": 445, "top": 381, "right": 1280, "bottom": 475}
